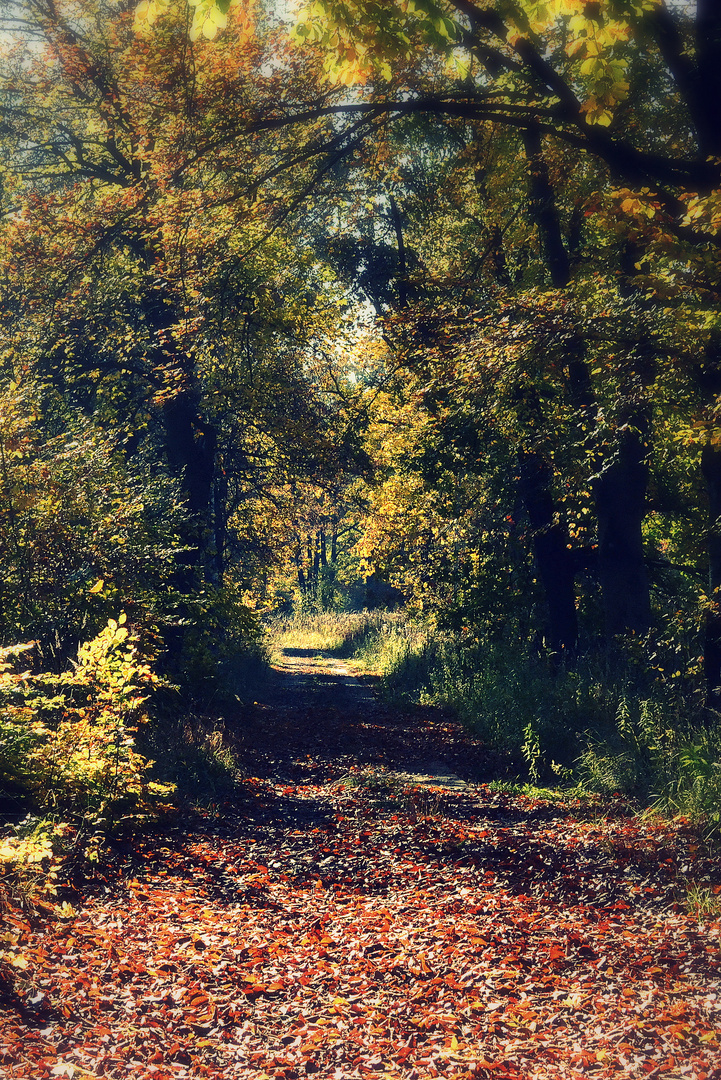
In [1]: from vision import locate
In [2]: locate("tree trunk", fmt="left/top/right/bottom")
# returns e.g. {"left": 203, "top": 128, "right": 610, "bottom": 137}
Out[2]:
{"left": 702, "top": 442, "right": 721, "bottom": 706}
{"left": 593, "top": 422, "right": 651, "bottom": 638}
{"left": 522, "top": 124, "right": 570, "bottom": 288}
{"left": 694, "top": 0, "right": 721, "bottom": 157}
{"left": 313, "top": 534, "right": 321, "bottom": 580}
{"left": 518, "top": 451, "right": 578, "bottom": 656}
{"left": 516, "top": 126, "right": 577, "bottom": 658}
{"left": 212, "top": 465, "right": 228, "bottom": 585}
{"left": 295, "top": 539, "right": 306, "bottom": 591}
{"left": 162, "top": 392, "right": 217, "bottom": 584}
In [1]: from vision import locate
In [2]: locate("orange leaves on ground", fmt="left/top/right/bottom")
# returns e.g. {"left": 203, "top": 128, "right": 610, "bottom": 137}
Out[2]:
{"left": 1, "top": 765, "right": 720, "bottom": 1079}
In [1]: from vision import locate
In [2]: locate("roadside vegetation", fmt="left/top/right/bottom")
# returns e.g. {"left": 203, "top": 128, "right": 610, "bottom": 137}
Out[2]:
{"left": 340, "top": 616, "right": 721, "bottom": 832}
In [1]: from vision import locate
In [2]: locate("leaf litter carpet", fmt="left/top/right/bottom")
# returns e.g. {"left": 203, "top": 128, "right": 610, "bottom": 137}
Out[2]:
{"left": 2, "top": 650, "right": 720, "bottom": 1080}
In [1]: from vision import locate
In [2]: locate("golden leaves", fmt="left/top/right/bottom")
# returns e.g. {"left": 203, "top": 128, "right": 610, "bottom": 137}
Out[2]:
{"left": 132, "top": 0, "right": 170, "bottom": 33}
{"left": 682, "top": 190, "right": 721, "bottom": 237}
{"left": 133, "top": 0, "right": 255, "bottom": 43}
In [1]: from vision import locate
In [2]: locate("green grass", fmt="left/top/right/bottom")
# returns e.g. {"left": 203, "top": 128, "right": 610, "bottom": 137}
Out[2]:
{"left": 685, "top": 882, "right": 721, "bottom": 918}
{"left": 348, "top": 616, "right": 721, "bottom": 832}
{"left": 139, "top": 708, "right": 242, "bottom": 805}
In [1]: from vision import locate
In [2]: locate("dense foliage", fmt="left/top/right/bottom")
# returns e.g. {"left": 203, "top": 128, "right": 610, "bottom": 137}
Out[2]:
{"left": 0, "top": 0, "right": 720, "bottom": 842}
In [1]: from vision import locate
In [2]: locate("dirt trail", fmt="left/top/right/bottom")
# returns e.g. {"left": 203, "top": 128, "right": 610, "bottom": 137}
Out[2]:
{"left": 234, "top": 646, "right": 498, "bottom": 789}
{"left": 2, "top": 645, "right": 720, "bottom": 1080}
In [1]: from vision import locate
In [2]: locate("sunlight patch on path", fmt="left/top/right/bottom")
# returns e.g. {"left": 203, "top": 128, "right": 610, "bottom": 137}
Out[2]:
{"left": 271, "top": 646, "right": 468, "bottom": 788}
{"left": 271, "top": 647, "right": 360, "bottom": 684}
{"left": 391, "top": 762, "right": 469, "bottom": 790}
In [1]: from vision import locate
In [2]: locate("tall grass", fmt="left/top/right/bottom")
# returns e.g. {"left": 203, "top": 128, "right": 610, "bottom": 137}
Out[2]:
{"left": 268, "top": 610, "right": 396, "bottom": 657}
{"left": 352, "top": 617, "right": 721, "bottom": 828}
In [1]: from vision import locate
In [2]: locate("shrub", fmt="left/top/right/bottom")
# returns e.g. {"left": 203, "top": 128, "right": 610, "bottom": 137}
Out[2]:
{"left": 357, "top": 617, "right": 721, "bottom": 829}
{"left": 0, "top": 616, "right": 174, "bottom": 830}
{"left": 170, "top": 585, "right": 269, "bottom": 705}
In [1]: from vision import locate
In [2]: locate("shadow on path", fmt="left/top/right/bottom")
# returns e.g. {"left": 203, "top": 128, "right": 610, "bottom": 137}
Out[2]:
{"left": 228, "top": 645, "right": 509, "bottom": 787}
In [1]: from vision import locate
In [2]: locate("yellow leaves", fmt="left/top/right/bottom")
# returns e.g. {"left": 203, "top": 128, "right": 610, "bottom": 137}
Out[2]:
{"left": 580, "top": 56, "right": 603, "bottom": 76}
{"left": 133, "top": 0, "right": 170, "bottom": 33}
{"left": 293, "top": 0, "right": 460, "bottom": 85}
{"left": 188, "top": 0, "right": 230, "bottom": 42}
{"left": 324, "top": 52, "right": 373, "bottom": 87}
{"left": 433, "top": 15, "right": 457, "bottom": 40}
{"left": 3, "top": 951, "right": 29, "bottom": 969}
{"left": 682, "top": 190, "right": 721, "bottom": 236}
{"left": 582, "top": 103, "right": 614, "bottom": 127}
{"left": 0, "top": 833, "right": 54, "bottom": 867}
{"left": 135, "top": 0, "right": 254, "bottom": 43}
{"left": 611, "top": 187, "right": 659, "bottom": 220}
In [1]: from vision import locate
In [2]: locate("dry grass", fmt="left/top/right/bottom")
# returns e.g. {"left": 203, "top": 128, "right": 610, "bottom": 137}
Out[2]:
{"left": 267, "top": 611, "right": 395, "bottom": 660}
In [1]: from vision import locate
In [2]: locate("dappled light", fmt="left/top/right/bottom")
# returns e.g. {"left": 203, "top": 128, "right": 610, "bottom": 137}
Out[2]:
{"left": 1, "top": 0, "right": 721, "bottom": 1075}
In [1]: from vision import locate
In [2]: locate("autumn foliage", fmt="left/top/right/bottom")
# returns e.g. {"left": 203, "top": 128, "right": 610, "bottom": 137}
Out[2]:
{"left": 0, "top": 1, "right": 720, "bottom": 1073}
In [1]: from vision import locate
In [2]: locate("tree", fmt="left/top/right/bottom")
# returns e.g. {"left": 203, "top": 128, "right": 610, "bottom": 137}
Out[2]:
{"left": 0, "top": 0, "right": 371, "bottom": 667}
{"left": 275, "top": 0, "right": 720, "bottom": 674}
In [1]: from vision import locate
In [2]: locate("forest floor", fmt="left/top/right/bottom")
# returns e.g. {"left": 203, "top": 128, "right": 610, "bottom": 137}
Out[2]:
{"left": 1, "top": 644, "right": 721, "bottom": 1080}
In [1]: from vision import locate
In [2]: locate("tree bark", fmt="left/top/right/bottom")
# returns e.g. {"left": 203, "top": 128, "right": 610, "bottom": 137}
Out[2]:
{"left": 701, "top": 442, "right": 721, "bottom": 706}
{"left": 593, "top": 421, "right": 651, "bottom": 638}
{"left": 522, "top": 124, "right": 570, "bottom": 288}
{"left": 162, "top": 391, "right": 217, "bottom": 584}
{"left": 212, "top": 465, "right": 228, "bottom": 585}
{"left": 515, "top": 127, "right": 577, "bottom": 657}
{"left": 295, "top": 539, "right": 306, "bottom": 591}
{"left": 518, "top": 451, "right": 578, "bottom": 656}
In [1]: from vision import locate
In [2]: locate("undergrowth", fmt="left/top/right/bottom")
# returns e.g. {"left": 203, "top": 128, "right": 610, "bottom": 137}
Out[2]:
{"left": 0, "top": 610, "right": 260, "bottom": 917}
{"left": 351, "top": 617, "right": 721, "bottom": 831}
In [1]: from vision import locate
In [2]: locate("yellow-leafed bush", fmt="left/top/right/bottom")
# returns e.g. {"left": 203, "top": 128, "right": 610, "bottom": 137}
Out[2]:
{"left": 0, "top": 617, "right": 175, "bottom": 829}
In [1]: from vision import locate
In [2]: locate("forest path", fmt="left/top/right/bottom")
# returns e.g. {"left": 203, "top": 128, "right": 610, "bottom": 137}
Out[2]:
{"left": 234, "top": 644, "right": 490, "bottom": 792}
{"left": 2, "top": 645, "right": 721, "bottom": 1080}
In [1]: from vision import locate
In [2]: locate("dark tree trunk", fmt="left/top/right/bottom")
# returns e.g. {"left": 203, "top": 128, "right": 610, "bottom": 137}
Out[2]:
{"left": 694, "top": 346, "right": 721, "bottom": 705}
{"left": 516, "top": 128, "right": 577, "bottom": 657}
{"left": 212, "top": 466, "right": 228, "bottom": 585}
{"left": 701, "top": 443, "right": 721, "bottom": 706}
{"left": 140, "top": 281, "right": 218, "bottom": 587}
{"left": 163, "top": 394, "right": 216, "bottom": 518}
{"left": 522, "top": 124, "right": 570, "bottom": 288}
{"left": 313, "top": 534, "right": 321, "bottom": 579}
{"left": 695, "top": 0, "right": 721, "bottom": 156}
{"left": 593, "top": 422, "right": 651, "bottom": 638}
{"left": 518, "top": 451, "right": 578, "bottom": 656}
{"left": 295, "top": 540, "right": 306, "bottom": 591}
{"left": 490, "top": 223, "right": 512, "bottom": 286}
{"left": 162, "top": 391, "right": 217, "bottom": 584}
